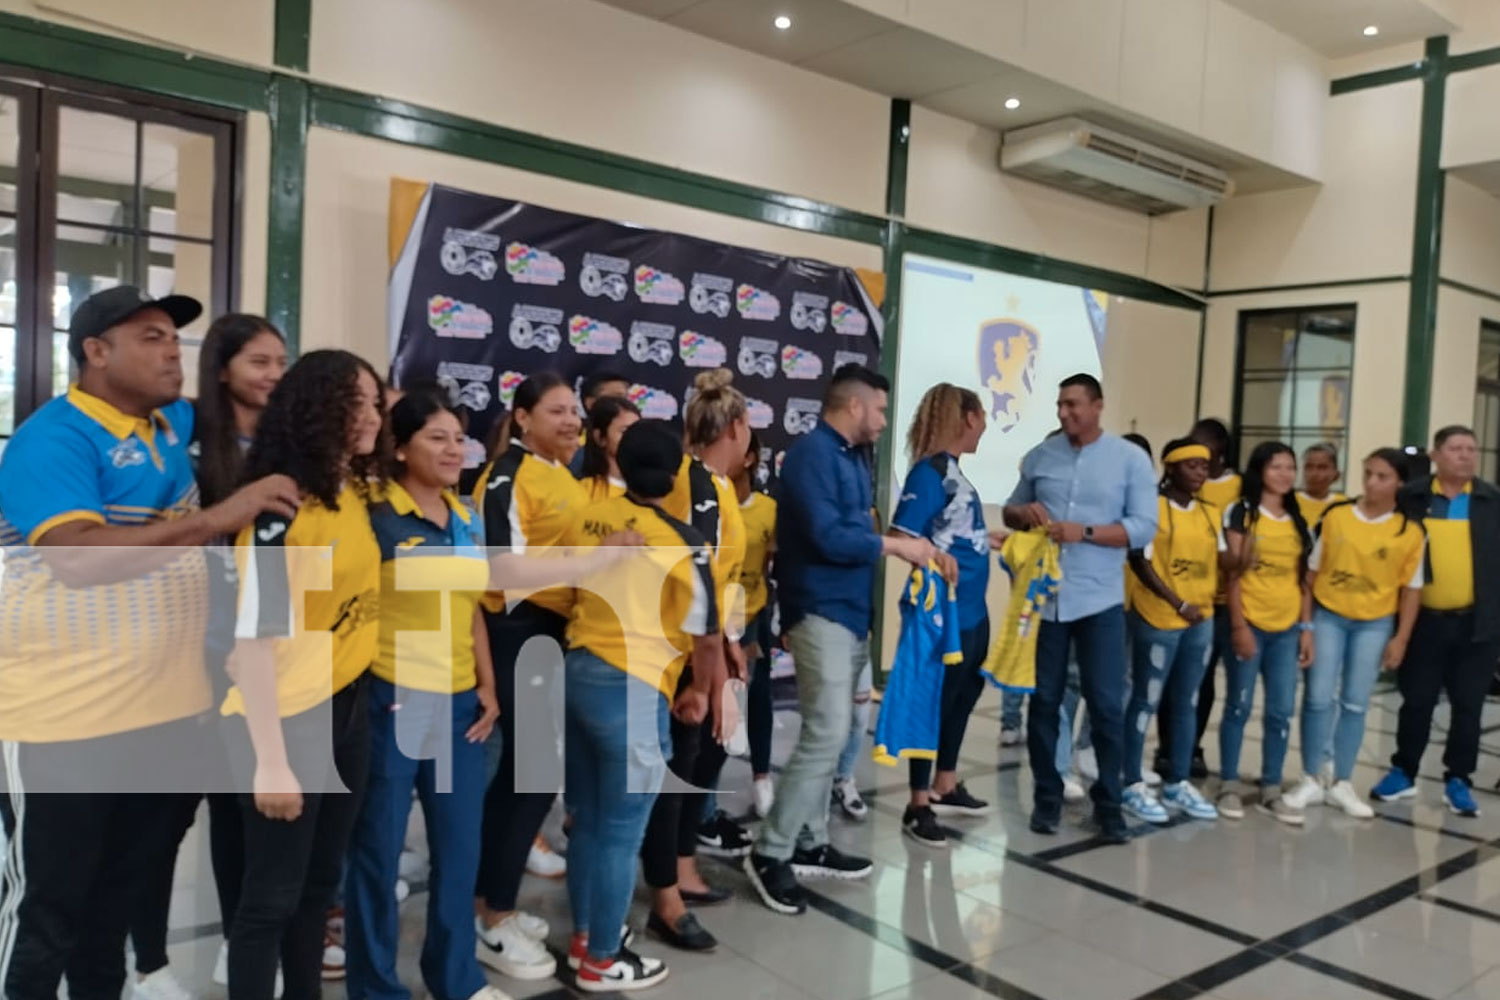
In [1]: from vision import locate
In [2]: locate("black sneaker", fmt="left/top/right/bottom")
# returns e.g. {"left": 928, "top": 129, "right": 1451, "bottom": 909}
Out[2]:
{"left": 790, "top": 843, "right": 874, "bottom": 880}
{"left": 1189, "top": 749, "right": 1209, "bottom": 780}
{"left": 576, "top": 945, "right": 669, "bottom": 993}
{"left": 1029, "top": 810, "right": 1060, "bottom": 835}
{"left": 696, "top": 810, "right": 753, "bottom": 858}
{"left": 1096, "top": 816, "right": 1131, "bottom": 845}
{"left": 743, "top": 853, "right": 807, "bottom": 915}
{"left": 902, "top": 805, "right": 947, "bottom": 848}
{"left": 929, "top": 782, "right": 992, "bottom": 818}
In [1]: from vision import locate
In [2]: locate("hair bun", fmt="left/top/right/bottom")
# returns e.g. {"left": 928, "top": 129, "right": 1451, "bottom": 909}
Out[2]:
{"left": 693, "top": 368, "right": 734, "bottom": 393}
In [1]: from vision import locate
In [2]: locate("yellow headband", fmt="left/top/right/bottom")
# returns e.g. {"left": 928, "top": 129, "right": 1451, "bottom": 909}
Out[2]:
{"left": 1164, "top": 443, "right": 1211, "bottom": 465}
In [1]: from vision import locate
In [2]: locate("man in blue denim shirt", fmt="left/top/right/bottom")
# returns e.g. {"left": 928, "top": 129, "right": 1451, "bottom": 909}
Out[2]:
{"left": 1004, "top": 374, "right": 1157, "bottom": 841}
{"left": 744, "top": 365, "right": 946, "bottom": 916}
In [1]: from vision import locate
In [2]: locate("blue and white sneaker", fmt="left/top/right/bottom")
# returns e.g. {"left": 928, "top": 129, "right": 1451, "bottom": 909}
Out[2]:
{"left": 1445, "top": 778, "right": 1481, "bottom": 818}
{"left": 1162, "top": 780, "right": 1218, "bottom": 820}
{"left": 1370, "top": 768, "right": 1417, "bottom": 802}
{"left": 1122, "top": 782, "right": 1169, "bottom": 824}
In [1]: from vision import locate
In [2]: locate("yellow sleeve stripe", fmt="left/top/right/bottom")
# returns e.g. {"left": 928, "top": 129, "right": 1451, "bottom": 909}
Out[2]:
{"left": 872, "top": 744, "right": 939, "bottom": 767}
{"left": 26, "top": 509, "right": 106, "bottom": 545}
{"left": 943, "top": 651, "right": 965, "bottom": 665}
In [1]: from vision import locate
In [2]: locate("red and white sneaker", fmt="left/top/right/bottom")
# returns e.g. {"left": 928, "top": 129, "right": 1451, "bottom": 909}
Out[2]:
{"left": 576, "top": 946, "right": 668, "bottom": 993}
{"left": 567, "top": 926, "right": 635, "bottom": 970}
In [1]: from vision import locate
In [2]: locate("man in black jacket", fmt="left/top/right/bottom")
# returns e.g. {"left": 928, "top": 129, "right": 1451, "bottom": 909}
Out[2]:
{"left": 1372, "top": 426, "right": 1500, "bottom": 816}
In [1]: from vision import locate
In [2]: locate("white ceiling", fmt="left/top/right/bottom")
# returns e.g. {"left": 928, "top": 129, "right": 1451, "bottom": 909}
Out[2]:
{"left": 1221, "top": 0, "right": 1457, "bottom": 58}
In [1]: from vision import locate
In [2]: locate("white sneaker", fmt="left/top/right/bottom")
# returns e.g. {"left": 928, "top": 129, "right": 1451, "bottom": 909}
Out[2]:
{"left": 753, "top": 776, "right": 775, "bottom": 818}
{"left": 322, "top": 941, "right": 346, "bottom": 981}
{"left": 1077, "top": 746, "right": 1099, "bottom": 782}
{"left": 1142, "top": 767, "right": 1163, "bottom": 788}
{"left": 394, "top": 878, "right": 410, "bottom": 903}
{"left": 1000, "top": 727, "right": 1024, "bottom": 747}
{"left": 132, "top": 967, "right": 193, "bottom": 1000}
{"left": 1281, "top": 774, "right": 1326, "bottom": 811}
{"left": 832, "top": 777, "right": 868, "bottom": 821}
{"left": 467, "top": 986, "right": 515, "bottom": 1000}
{"left": 398, "top": 847, "right": 428, "bottom": 881}
{"left": 1326, "top": 780, "right": 1376, "bottom": 819}
{"left": 526, "top": 837, "right": 567, "bottom": 878}
{"left": 514, "top": 910, "right": 550, "bottom": 941}
{"left": 214, "top": 941, "right": 283, "bottom": 996}
{"left": 476, "top": 914, "right": 558, "bottom": 980}
{"left": 1063, "top": 773, "right": 1087, "bottom": 803}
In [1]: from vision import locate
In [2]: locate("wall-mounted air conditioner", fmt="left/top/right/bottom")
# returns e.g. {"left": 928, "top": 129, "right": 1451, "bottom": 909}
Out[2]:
{"left": 1000, "top": 117, "right": 1234, "bottom": 215}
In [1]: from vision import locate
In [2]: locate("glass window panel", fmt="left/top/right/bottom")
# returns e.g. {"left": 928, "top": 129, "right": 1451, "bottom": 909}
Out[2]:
{"left": 51, "top": 330, "right": 69, "bottom": 398}
{"left": 144, "top": 237, "right": 214, "bottom": 339}
{"left": 1242, "top": 319, "right": 1295, "bottom": 371}
{"left": 1478, "top": 326, "right": 1500, "bottom": 380}
{"left": 0, "top": 325, "right": 12, "bottom": 436}
{"left": 1240, "top": 376, "right": 1289, "bottom": 429}
{"left": 0, "top": 93, "right": 18, "bottom": 215}
{"left": 53, "top": 223, "right": 135, "bottom": 329}
{"left": 56, "top": 106, "right": 138, "bottom": 229}
{"left": 141, "top": 123, "right": 214, "bottom": 239}
{"left": 1295, "top": 330, "right": 1354, "bottom": 370}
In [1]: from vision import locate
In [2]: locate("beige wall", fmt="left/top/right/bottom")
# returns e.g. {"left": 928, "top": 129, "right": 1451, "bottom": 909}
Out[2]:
{"left": 1100, "top": 298, "right": 1202, "bottom": 450}
{"left": 1209, "top": 82, "right": 1420, "bottom": 291}
{"left": 1201, "top": 283, "right": 1412, "bottom": 467}
{"left": 301, "top": 128, "right": 883, "bottom": 366}
{"left": 308, "top": 0, "right": 890, "bottom": 218}
{"left": 1431, "top": 285, "right": 1500, "bottom": 435}
{"left": 905, "top": 106, "right": 1209, "bottom": 287}
{"left": 1444, "top": 63, "right": 1500, "bottom": 170}
{"left": 0, "top": 0, "right": 274, "bottom": 66}
{"left": 1442, "top": 175, "right": 1500, "bottom": 296}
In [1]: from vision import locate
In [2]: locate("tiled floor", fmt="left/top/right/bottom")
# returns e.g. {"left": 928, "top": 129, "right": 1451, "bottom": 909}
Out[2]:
{"left": 150, "top": 684, "right": 1500, "bottom": 1000}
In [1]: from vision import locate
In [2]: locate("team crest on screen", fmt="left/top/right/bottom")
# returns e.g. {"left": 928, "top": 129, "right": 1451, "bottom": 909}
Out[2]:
{"left": 977, "top": 318, "right": 1040, "bottom": 433}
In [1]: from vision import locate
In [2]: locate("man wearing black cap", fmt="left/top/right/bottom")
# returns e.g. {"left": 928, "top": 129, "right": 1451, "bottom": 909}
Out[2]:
{"left": 0, "top": 287, "right": 300, "bottom": 1000}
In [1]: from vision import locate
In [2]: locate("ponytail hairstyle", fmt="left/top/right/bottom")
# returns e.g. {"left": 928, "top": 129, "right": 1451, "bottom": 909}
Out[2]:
{"left": 579, "top": 394, "right": 641, "bottom": 481}
{"left": 193, "top": 313, "right": 286, "bottom": 506}
{"left": 1240, "top": 440, "right": 1311, "bottom": 565}
{"left": 506, "top": 372, "right": 568, "bottom": 449}
{"left": 683, "top": 368, "right": 747, "bottom": 449}
{"left": 906, "top": 382, "right": 984, "bottom": 462}
{"left": 1367, "top": 446, "right": 1418, "bottom": 535}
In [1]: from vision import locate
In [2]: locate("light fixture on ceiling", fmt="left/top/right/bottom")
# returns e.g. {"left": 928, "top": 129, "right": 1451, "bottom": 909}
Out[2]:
{"left": 1363, "top": 24, "right": 1380, "bottom": 37}
{"left": 1004, "top": 97, "right": 1022, "bottom": 110}
{"left": 773, "top": 14, "right": 792, "bottom": 30}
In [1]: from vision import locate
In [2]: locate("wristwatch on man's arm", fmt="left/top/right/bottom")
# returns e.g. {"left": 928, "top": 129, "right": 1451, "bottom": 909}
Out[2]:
{"left": 1084, "top": 525, "right": 1095, "bottom": 542}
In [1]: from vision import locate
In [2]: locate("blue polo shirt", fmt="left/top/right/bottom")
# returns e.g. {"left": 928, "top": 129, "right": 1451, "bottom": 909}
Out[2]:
{"left": 0, "top": 386, "right": 210, "bottom": 742}
{"left": 893, "top": 453, "right": 991, "bottom": 631}
{"left": 775, "top": 420, "right": 883, "bottom": 637}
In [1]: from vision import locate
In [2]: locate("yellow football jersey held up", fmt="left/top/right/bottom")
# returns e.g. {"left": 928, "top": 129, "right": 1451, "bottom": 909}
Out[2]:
{"left": 982, "top": 530, "right": 1062, "bottom": 694}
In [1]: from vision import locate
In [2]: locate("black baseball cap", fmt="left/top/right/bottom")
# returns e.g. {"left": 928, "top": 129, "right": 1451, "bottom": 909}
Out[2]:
{"left": 618, "top": 419, "right": 683, "bottom": 500}
{"left": 67, "top": 285, "right": 203, "bottom": 363}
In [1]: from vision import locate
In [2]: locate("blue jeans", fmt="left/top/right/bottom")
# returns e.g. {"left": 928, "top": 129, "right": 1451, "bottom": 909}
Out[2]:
{"left": 1124, "top": 615, "right": 1214, "bottom": 786}
{"left": 1002, "top": 661, "right": 1082, "bottom": 778}
{"left": 346, "top": 680, "right": 486, "bottom": 1000}
{"left": 834, "top": 656, "right": 874, "bottom": 783}
{"left": 1028, "top": 606, "right": 1127, "bottom": 823}
{"left": 1219, "top": 625, "right": 1300, "bottom": 787}
{"left": 1303, "top": 607, "right": 1392, "bottom": 782}
{"left": 564, "top": 649, "right": 670, "bottom": 959}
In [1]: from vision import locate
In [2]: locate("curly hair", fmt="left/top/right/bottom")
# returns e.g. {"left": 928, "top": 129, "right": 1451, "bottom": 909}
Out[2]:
{"left": 906, "top": 382, "right": 983, "bottom": 462}
{"left": 244, "top": 349, "right": 391, "bottom": 508}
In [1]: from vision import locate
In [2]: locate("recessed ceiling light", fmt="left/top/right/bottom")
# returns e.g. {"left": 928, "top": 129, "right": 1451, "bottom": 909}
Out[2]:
{"left": 1363, "top": 24, "right": 1380, "bottom": 37}
{"left": 1004, "top": 97, "right": 1022, "bottom": 110}
{"left": 773, "top": 14, "right": 792, "bottom": 30}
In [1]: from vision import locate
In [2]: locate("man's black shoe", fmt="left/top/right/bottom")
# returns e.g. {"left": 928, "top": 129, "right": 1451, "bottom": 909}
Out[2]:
{"left": 790, "top": 843, "right": 873, "bottom": 880}
{"left": 1030, "top": 810, "right": 1060, "bottom": 835}
{"left": 743, "top": 853, "right": 807, "bottom": 915}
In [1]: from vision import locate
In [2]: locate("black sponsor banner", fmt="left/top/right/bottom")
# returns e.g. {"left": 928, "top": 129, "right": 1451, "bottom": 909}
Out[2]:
{"left": 389, "top": 184, "right": 881, "bottom": 486}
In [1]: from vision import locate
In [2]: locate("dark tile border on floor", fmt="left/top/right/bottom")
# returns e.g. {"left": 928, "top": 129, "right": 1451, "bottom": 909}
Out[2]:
{"left": 1419, "top": 893, "right": 1500, "bottom": 924}
{"left": 1282, "top": 952, "right": 1436, "bottom": 1000}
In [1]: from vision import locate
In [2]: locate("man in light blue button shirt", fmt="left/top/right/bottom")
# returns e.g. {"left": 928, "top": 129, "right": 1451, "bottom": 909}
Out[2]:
{"left": 1004, "top": 374, "right": 1157, "bottom": 842}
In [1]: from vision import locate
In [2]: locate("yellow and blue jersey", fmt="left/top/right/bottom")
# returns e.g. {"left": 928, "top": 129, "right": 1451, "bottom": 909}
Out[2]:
{"left": 0, "top": 386, "right": 210, "bottom": 742}
{"left": 873, "top": 564, "right": 962, "bottom": 766}
{"left": 983, "top": 530, "right": 1062, "bottom": 693}
{"left": 369, "top": 483, "right": 489, "bottom": 694}
{"left": 892, "top": 453, "right": 991, "bottom": 631}
{"left": 1422, "top": 483, "right": 1474, "bottom": 611}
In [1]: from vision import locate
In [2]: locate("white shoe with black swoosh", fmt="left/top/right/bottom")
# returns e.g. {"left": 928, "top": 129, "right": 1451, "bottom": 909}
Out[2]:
{"left": 576, "top": 946, "right": 669, "bottom": 992}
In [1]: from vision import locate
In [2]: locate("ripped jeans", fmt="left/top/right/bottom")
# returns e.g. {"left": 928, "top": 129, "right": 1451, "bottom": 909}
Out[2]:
{"left": 835, "top": 657, "right": 875, "bottom": 782}
{"left": 1123, "top": 614, "right": 1214, "bottom": 786}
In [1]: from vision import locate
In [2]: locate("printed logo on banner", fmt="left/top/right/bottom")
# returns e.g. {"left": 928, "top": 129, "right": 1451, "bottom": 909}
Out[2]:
{"left": 736, "top": 284, "right": 781, "bottom": 322}
{"left": 833, "top": 350, "right": 869, "bottom": 370}
{"left": 580, "top": 252, "right": 630, "bottom": 302}
{"left": 436, "top": 362, "right": 495, "bottom": 411}
{"left": 497, "top": 370, "right": 526, "bottom": 407}
{"left": 784, "top": 397, "right": 821, "bottom": 436}
{"left": 737, "top": 337, "right": 780, "bottom": 380}
{"left": 440, "top": 227, "right": 501, "bottom": 281}
{"left": 978, "top": 318, "right": 1041, "bottom": 433}
{"left": 830, "top": 301, "right": 869, "bottom": 337}
{"left": 689, "top": 273, "right": 733, "bottom": 318}
{"left": 628, "top": 321, "right": 676, "bottom": 367}
{"left": 462, "top": 436, "right": 487, "bottom": 469}
{"left": 509, "top": 304, "right": 564, "bottom": 353}
{"left": 636, "top": 265, "right": 685, "bottom": 306}
{"left": 745, "top": 398, "right": 775, "bottom": 430}
{"left": 781, "top": 345, "right": 824, "bottom": 381}
{"left": 790, "top": 292, "right": 829, "bottom": 333}
{"left": 505, "top": 242, "right": 566, "bottom": 285}
{"left": 628, "top": 384, "right": 680, "bottom": 420}
{"left": 756, "top": 446, "right": 773, "bottom": 486}
{"left": 775, "top": 450, "right": 787, "bottom": 478}
{"left": 569, "top": 315, "right": 625, "bottom": 356}
{"left": 679, "top": 331, "right": 728, "bottom": 369}
{"left": 428, "top": 295, "right": 493, "bottom": 339}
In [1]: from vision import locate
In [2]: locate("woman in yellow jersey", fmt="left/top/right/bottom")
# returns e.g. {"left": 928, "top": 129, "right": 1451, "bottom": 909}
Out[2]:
{"left": 472, "top": 372, "right": 585, "bottom": 980}
{"left": 1159, "top": 418, "right": 1243, "bottom": 779}
{"left": 577, "top": 394, "right": 641, "bottom": 502}
{"left": 736, "top": 431, "right": 779, "bottom": 818}
{"left": 1297, "top": 442, "right": 1346, "bottom": 528}
{"left": 226, "top": 350, "right": 389, "bottom": 1000}
{"left": 560, "top": 419, "right": 726, "bottom": 991}
{"left": 641, "top": 368, "right": 749, "bottom": 952}
{"left": 1216, "top": 442, "right": 1314, "bottom": 825}
{"left": 1281, "top": 448, "right": 1424, "bottom": 818}
{"left": 344, "top": 389, "right": 507, "bottom": 1000}
{"left": 1121, "top": 439, "right": 1226, "bottom": 825}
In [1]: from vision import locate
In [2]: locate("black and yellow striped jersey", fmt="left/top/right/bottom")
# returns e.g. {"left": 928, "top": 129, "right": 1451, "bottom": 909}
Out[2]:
{"left": 473, "top": 440, "right": 587, "bottom": 617}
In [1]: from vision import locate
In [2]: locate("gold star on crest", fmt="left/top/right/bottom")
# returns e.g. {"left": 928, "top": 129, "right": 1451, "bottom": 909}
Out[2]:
{"left": 1006, "top": 294, "right": 1021, "bottom": 314}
